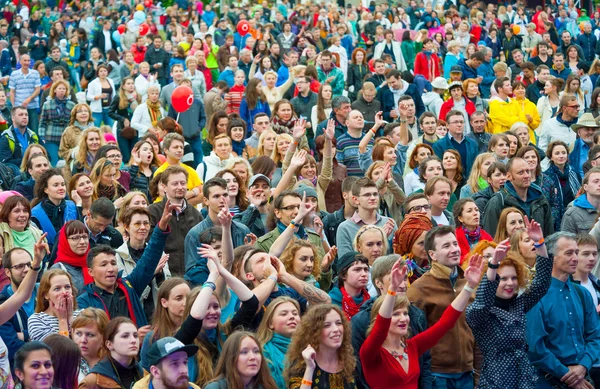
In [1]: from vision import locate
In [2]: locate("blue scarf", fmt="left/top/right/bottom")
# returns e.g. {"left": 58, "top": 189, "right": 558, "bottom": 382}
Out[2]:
{"left": 231, "top": 139, "right": 246, "bottom": 157}
{"left": 422, "top": 50, "right": 433, "bottom": 58}
{"left": 263, "top": 334, "right": 291, "bottom": 389}
{"left": 277, "top": 220, "right": 308, "bottom": 240}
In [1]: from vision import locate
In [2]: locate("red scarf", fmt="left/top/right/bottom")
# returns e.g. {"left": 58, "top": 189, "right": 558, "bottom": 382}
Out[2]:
{"left": 55, "top": 227, "right": 93, "bottom": 286}
{"left": 340, "top": 286, "right": 370, "bottom": 320}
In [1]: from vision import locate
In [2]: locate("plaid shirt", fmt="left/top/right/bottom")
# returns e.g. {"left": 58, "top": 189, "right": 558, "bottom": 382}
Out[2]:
{"left": 38, "top": 98, "right": 75, "bottom": 142}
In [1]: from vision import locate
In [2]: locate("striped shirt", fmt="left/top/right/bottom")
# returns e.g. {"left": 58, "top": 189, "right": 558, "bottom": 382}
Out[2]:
{"left": 8, "top": 69, "right": 41, "bottom": 109}
{"left": 336, "top": 132, "right": 373, "bottom": 177}
{"left": 27, "top": 309, "right": 82, "bottom": 341}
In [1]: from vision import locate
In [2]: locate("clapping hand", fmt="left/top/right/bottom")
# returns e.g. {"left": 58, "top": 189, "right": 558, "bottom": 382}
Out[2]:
{"left": 321, "top": 246, "right": 337, "bottom": 272}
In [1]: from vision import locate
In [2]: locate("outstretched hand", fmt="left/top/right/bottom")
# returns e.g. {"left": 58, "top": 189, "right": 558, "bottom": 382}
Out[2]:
{"left": 464, "top": 254, "right": 484, "bottom": 288}
{"left": 492, "top": 239, "right": 510, "bottom": 265}
{"left": 158, "top": 200, "right": 181, "bottom": 230}
{"left": 524, "top": 215, "right": 543, "bottom": 243}
{"left": 33, "top": 233, "right": 49, "bottom": 268}
{"left": 389, "top": 261, "right": 408, "bottom": 292}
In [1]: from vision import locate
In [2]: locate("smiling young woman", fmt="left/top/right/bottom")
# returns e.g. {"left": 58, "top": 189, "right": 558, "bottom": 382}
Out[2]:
{"left": 14, "top": 342, "right": 54, "bottom": 389}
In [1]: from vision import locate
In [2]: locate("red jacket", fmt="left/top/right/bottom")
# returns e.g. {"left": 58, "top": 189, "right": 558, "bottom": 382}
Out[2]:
{"left": 439, "top": 97, "right": 476, "bottom": 122}
{"left": 456, "top": 227, "right": 493, "bottom": 264}
{"left": 414, "top": 52, "right": 441, "bottom": 82}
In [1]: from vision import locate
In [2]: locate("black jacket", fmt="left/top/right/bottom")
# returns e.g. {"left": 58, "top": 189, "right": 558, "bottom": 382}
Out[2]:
{"left": 351, "top": 297, "right": 432, "bottom": 389}
{"left": 233, "top": 205, "right": 266, "bottom": 238}
{"left": 525, "top": 80, "right": 545, "bottom": 105}
{"left": 144, "top": 48, "right": 171, "bottom": 82}
{"left": 92, "top": 29, "right": 119, "bottom": 54}
{"left": 347, "top": 64, "right": 369, "bottom": 95}
{"left": 108, "top": 95, "right": 134, "bottom": 130}
{"left": 323, "top": 206, "right": 346, "bottom": 247}
{"left": 377, "top": 83, "right": 425, "bottom": 122}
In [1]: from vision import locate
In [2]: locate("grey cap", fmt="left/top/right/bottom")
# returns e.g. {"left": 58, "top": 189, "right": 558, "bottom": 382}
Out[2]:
{"left": 146, "top": 337, "right": 199, "bottom": 367}
{"left": 249, "top": 174, "right": 271, "bottom": 187}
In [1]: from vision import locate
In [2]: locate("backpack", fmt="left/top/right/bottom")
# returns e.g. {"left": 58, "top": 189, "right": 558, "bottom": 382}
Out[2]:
{"left": 0, "top": 162, "right": 14, "bottom": 191}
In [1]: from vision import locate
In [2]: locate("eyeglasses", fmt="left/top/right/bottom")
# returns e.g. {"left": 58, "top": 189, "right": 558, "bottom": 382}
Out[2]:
{"left": 449, "top": 120, "right": 464, "bottom": 124}
{"left": 68, "top": 235, "right": 89, "bottom": 242}
{"left": 9, "top": 262, "right": 31, "bottom": 270}
{"left": 566, "top": 104, "right": 580, "bottom": 109}
{"left": 107, "top": 154, "right": 122, "bottom": 160}
{"left": 280, "top": 205, "right": 300, "bottom": 211}
{"left": 132, "top": 221, "right": 151, "bottom": 228}
{"left": 408, "top": 204, "right": 432, "bottom": 213}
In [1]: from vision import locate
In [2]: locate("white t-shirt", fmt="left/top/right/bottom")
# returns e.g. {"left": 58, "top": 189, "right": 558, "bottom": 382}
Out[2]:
{"left": 432, "top": 213, "right": 450, "bottom": 226}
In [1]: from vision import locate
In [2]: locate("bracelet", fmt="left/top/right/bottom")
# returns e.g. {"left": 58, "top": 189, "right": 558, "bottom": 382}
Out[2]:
{"left": 370, "top": 127, "right": 377, "bottom": 134}
{"left": 58, "top": 330, "right": 69, "bottom": 337}
{"left": 301, "top": 379, "right": 312, "bottom": 386}
{"left": 463, "top": 285, "right": 476, "bottom": 294}
{"left": 268, "top": 275, "right": 278, "bottom": 283}
{"left": 32, "top": 266, "right": 41, "bottom": 272}
{"left": 487, "top": 262, "right": 499, "bottom": 269}
{"left": 387, "top": 289, "right": 397, "bottom": 296}
{"left": 202, "top": 281, "right": 216, "bottom": 291}
{"left": 294, "top": 141, "right": 299, "bottom": 146}
{"left": 534, "top": 238, "right": 545, "bottom": 248}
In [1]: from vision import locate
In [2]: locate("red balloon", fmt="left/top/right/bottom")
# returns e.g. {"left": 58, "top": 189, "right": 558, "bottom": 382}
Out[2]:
{"left": 117, "top": 24, "right": 126, "bottom": 34}
{"left": 144, "top": 0, "right": 152, "bottom": 7}
{"left": 237, "top": 20, "right": 250, "bottom": 36}
{"left": 171, "top": 85, "right": 194, "bottom": 113}
{"left": 139, "top": 23, "right": 149, "bottom": 36}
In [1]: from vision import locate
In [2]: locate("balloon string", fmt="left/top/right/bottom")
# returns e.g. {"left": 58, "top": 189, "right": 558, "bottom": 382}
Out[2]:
{"left": 176, "top": 113, "right": 180, "bottom": 123}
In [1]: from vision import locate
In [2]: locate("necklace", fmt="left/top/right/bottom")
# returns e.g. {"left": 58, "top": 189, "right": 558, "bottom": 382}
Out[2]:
{"left": 390, "top": 342, "right": 408, "bottom": 360}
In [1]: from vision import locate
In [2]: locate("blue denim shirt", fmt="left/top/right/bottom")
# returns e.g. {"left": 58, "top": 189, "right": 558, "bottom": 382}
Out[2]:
{"left": 526, "top": 277, "right": 600, "bottom": 379}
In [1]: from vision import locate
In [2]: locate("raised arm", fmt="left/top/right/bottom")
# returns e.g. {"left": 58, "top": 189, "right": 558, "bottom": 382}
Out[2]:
{"left": 214, "top": 209, "right": 235, "bottom": 302}
{"left": 0, "top": 234, "right": 47, "bottom": 326}
{"left": 273, "top": 149, "right": 308, "bottom": 200}
{"left": 197, "top": 244, "right": 254, "bottom": 302}
{"left": 269, "top": 193, "right": 315, "bottom": 258}
{"left": 359, "top": 111, "right": 384, "bottom": 153}
{"left": 276, "top": 257, "right": 331, "bottom": 304}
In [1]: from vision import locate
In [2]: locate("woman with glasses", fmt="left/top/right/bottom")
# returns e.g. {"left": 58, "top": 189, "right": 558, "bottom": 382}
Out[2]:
{"left": 50, "top": 220, "right": 90, "bottom": 295}
{"left": 116, "top": 207, "right": 169, "bottom": 322}
{"left": 28, "top": 268, "right": 82, "bottom": 341}
{"left": 92, "top": 145, "right": 131, "bottom": 192}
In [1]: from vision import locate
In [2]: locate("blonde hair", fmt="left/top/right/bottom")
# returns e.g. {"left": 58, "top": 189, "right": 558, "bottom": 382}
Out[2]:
{"left": 256, "top": 297, "right": 301, "bottom": 345}
{"left": 466, "top": 152, "right": 494, "bottom": 194}
{"left": 353, "top": 225, "right": 388, "bottom": 258}
{"left": 49, "top": 79, "right": 70, "bottom": 99}
{"left": 257, "top": 129, "right": 277, "bottom": 157}
{"left": 74, "top": 127, "right": 105, "bottom": 172}
{"left": 272, "top": 133, "right": 293, "bottom": 164}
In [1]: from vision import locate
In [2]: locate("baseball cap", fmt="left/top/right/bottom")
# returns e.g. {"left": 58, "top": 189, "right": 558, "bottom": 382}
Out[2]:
{"left": 448, "top": 81, "right": 463, "bottom": 90}
{"left": 146, "top": 337, "right": 199, "bottom": 367}
{"left": 295, "top": 184, "right": 317, "bottom": 199}
{"left": 450, "top": 65, "right": 463, "bottom": 73}
{"left": 248, "top": 174, "right": 271, "bottom": 187}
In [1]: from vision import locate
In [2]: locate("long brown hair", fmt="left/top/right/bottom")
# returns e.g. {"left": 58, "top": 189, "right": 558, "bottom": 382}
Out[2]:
{"left": 207, "top": 111, "right": 229, "bottom": 146}
{"left": 118, "top": 76, "right": 141, "bottom": 110}
{"left": 316, "top": 83, "right": 332, "bottom": 123}
{"left": 284, "top": 304, "right": 356, "bottom": 384}
{"left": 494, "top": 207, "right": 524, "bottom": 242}
{"left": 256, "top": 297, "right": 300, "bottom": 345}
{"left": 35, "top": 269, "right": 78, "bottom": 313}
{"left": 75, "top": 127, "right": 105, "bottom": 172}
{"left": 43, "top": 334, "right": 81, "bottom": 389}
{"left": 151, "top": 278, "right": 190, "bottom": 341}
{"left": 209, "top": 331, "right": 278, "bottom": 389}
{"left": 443, "top": 149, "right": 464, "bottom": 184}
{"left": 215, "top": 169, "right": 249, "bottom": 211}
{"left": 245, "top": 78, "right": 267, "bottom": 110}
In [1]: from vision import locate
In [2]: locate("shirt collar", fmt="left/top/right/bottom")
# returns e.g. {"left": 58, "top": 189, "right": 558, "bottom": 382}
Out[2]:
{"left": 351, "top": 211, "right": 381, "bottom": 225}
{"left": 448, "top": 133, "right": 465, "bottom": 143}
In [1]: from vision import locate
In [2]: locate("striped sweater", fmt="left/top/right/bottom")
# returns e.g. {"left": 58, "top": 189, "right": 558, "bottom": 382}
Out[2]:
{"left": 225, "top": 84, "right": 245, "bottom": 115}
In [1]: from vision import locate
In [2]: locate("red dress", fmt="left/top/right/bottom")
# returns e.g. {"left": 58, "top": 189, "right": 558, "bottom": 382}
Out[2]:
{"left": 360, "top": 306, "right": 462, "bottom": 389}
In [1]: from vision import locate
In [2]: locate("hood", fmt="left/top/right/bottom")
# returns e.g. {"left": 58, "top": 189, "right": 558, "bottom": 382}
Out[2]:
{"left": 422, "top": 91, "right": 441, "bottom": 105}
{"left": 399, "top": 79, "right": 410, "bottom": 94}
{"left": 574, "top": 194, "right": 597, "bottom": 210}
{"left": 504, "top": 181, "right": 542, "bottom": 203}
{"left": 90, "top": 357, "right": 144, "bottom": 384}
{"left": 207, "top": 151, "right": 233, "bottom": 167}
{"left": 472, "top": 186, "right": 494, "bottom": 202}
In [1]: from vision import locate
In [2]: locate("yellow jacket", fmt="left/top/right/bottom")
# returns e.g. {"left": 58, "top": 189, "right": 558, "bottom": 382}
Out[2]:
{"left": 511, "top": 97, "right": 540, "bottom": 145}
{"left": 488, "top": 97, "right": 521, "bottom": 134}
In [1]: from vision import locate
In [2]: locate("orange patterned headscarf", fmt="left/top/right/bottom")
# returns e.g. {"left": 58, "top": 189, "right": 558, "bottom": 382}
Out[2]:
{"left": 394, "top": 213, "right": 433, "bottom": 256}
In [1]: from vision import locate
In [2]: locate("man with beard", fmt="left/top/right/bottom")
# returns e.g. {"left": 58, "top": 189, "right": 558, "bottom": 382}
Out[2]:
{"left": 483, "top": 158, "right": 553, "bottom": 237}
{"left": 0, "top": 241, "right": 46, "bottom": 369}
{"left": 149, "top": 165, "right": 202, "bottom": 278}
{"left": 569, "top": 113, "right": 600, "bottom": 179}
{"left": 141, "top": 337, "right": 199, "bottom": 389}
{"left": 233, "top": 174, "right": 272, "bottom": 237}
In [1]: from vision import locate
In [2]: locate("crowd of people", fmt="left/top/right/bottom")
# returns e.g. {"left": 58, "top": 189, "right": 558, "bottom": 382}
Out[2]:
{"left": 1, "top": 0, "right": 600, "bottom": 388}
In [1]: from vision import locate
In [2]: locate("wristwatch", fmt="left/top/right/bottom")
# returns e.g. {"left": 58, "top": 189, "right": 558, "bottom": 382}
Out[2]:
{"left": 487, "top": 259, "right": 499, "bottom": 269}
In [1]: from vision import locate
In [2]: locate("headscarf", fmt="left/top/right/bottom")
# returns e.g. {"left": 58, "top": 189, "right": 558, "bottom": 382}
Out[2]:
{"left": 393, "top": 213, "right": 433, "bottom": 255}
{"left": 55, "top": 224, "right": 93, "bottom": 285}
